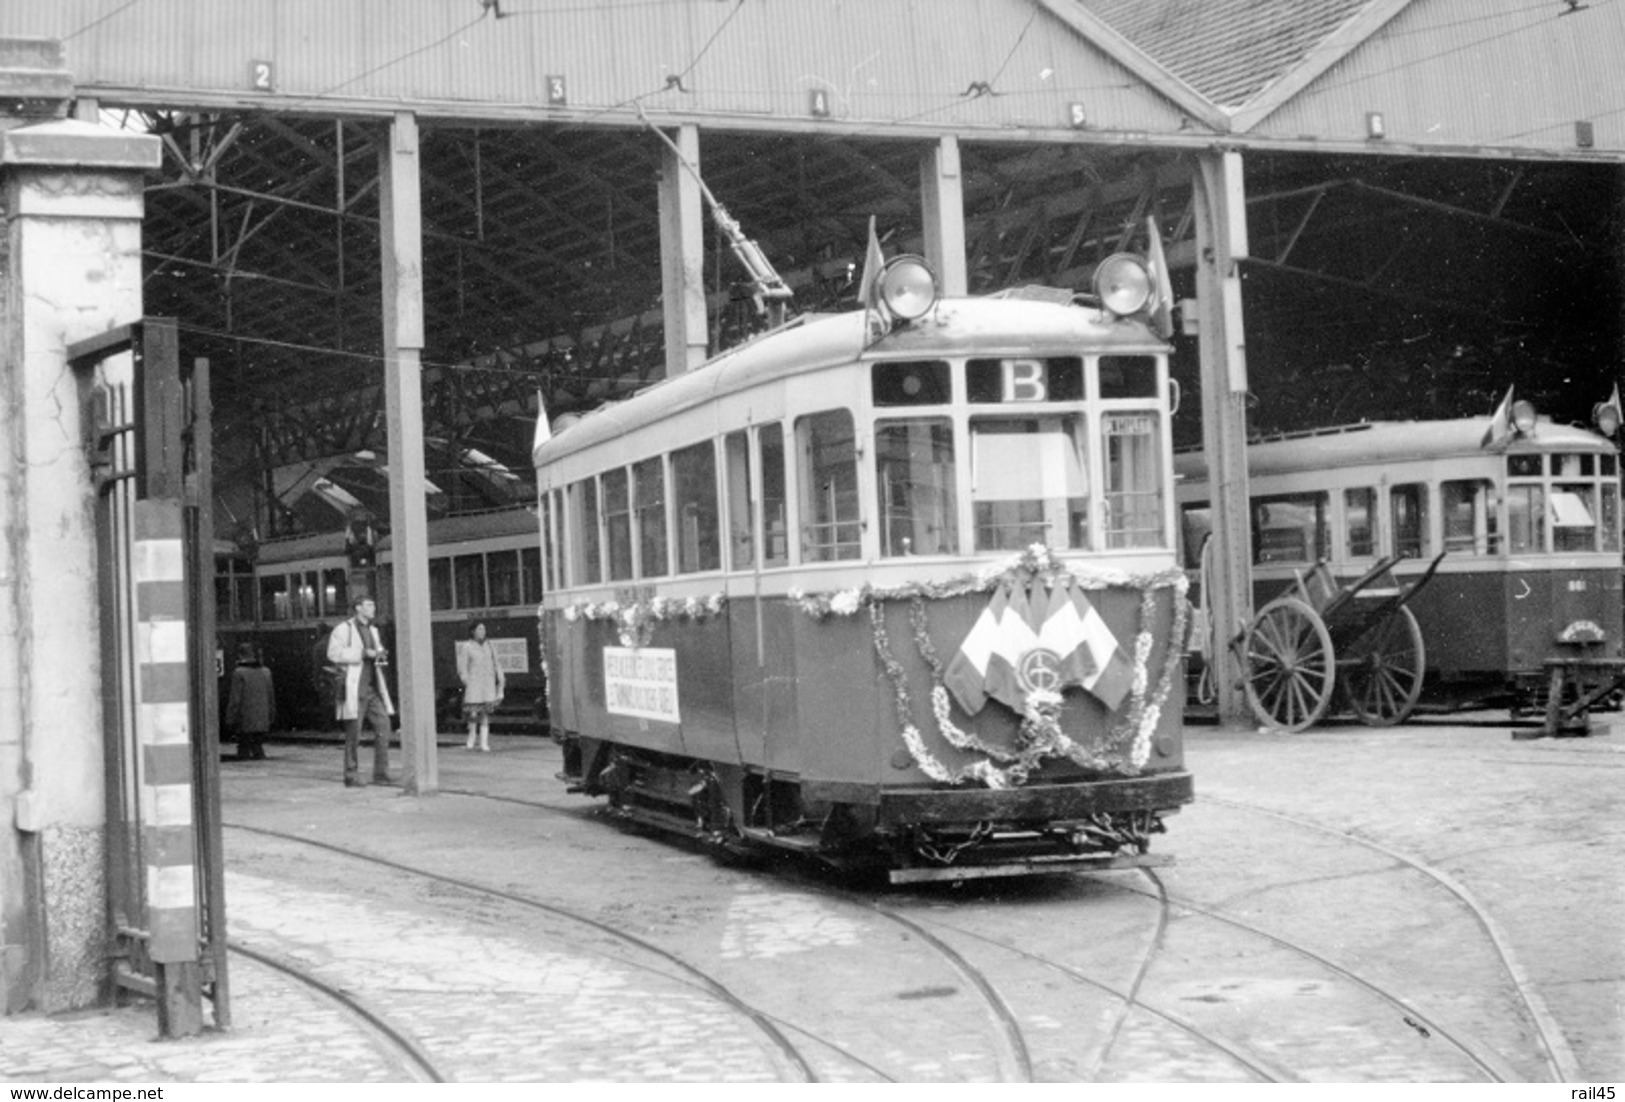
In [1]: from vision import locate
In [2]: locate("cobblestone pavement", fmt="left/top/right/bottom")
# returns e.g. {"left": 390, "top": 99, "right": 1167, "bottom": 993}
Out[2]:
{"left": 1, "top": 720, "right": 1619, "bottom": 1083}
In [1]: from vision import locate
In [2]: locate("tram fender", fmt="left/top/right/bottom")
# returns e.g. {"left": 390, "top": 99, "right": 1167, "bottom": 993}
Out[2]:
{"left": 874, "top": 772, "right": 1194, "bottom": 828}
{"left": 800, "top": 780, "right": 881, "bottom": 806}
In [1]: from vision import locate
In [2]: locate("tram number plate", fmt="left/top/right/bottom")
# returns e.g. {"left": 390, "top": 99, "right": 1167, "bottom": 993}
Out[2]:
{"left": 604, "top": 646, "right": 680, "bottom": 723}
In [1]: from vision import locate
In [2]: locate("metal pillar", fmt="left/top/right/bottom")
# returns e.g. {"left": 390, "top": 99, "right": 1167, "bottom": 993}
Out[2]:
{"left": 1193, "top": 149, "right": 1255, "bottom": 727}
{"left": 379, "top": 111, "right": 437, "bottom": 795}
{"left": 920, "top": 136, "right": 968, "bottom": 297}
{"left": 658, "top": 124, "right": 708, "bottom": 376}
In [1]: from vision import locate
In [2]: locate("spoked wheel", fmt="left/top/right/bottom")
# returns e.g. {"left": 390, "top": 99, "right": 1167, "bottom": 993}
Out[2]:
{"left": 1340, "top": 605, "right": 1426, "bottom": 726}
{"left": 1243, "top": 596, "right": 1335, "bottom": 733}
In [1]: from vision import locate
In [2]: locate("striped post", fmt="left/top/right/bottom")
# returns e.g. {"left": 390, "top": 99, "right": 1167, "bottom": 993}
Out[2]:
{"left": 131, "top": 499, "right": 198, "bottom": 963}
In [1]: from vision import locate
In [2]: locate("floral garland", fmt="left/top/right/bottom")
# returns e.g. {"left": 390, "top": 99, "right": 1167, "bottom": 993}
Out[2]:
{"left": 559, "top": 592, "right": 726, "bottom": 648}
{"left": 849, "top": 544, "right": 1189, "bottom": 788}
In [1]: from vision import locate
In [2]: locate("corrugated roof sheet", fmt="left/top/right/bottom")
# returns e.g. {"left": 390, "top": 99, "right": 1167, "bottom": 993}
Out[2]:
{"left": 1076, "top": 0, "right": 1375, "bottom": 108}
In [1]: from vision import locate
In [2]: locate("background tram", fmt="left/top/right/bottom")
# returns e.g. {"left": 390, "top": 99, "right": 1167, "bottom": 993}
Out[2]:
{"left": 1177, "top": 407, "right": 1624, "bottom": 720}
{"left": 534, "top": 253, "right": 1194, "bottom": 881}
{"left": 215, "top": 505, "right": 549, "bottom": 734}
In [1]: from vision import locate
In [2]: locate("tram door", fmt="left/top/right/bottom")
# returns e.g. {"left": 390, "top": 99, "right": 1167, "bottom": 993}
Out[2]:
{"left": 69, "top": 320, "right": 229, "bottom": 1036}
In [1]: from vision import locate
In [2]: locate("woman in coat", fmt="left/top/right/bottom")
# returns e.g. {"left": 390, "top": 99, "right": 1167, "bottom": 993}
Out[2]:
{"left": 457, "top": 621, "right": 505, "bottom": 752}
{"left": 225, "top": 642, "right": 276, "bottom": 761}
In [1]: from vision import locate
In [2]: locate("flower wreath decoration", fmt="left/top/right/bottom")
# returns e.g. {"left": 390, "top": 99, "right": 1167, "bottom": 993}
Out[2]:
{"left": 796, "top": 545, "right": 1188, "bottom": 788}
{"left": 558, "top": 592, "right": 727, "bottom": 649}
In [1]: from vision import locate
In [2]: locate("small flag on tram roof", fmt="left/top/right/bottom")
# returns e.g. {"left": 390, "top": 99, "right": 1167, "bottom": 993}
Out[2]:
{"left": 532, "top": 389, "right": 551, "bottom": 453}
{"left": 856, "top": 215, "right": 885, "bottom": 307}
{"left": 1145, "top": 215, "right": 1174, "bottom": 340}
{"left": 1480, "top": 385, "right": 1515, "bottom": 450}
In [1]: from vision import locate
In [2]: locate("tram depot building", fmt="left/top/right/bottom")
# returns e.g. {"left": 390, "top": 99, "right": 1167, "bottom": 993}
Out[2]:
{"left": 0, "top": 0, "right": 1622, "bottom": 1031}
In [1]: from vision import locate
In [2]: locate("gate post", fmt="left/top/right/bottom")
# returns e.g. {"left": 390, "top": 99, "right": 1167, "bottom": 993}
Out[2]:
{"left": 0, "top": 115, "right": 159, "bottom": 1013}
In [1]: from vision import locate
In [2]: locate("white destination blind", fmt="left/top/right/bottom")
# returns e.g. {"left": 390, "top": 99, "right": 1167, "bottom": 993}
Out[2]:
{"left": 603, "top": 646, "right": 680, "bottom": 723}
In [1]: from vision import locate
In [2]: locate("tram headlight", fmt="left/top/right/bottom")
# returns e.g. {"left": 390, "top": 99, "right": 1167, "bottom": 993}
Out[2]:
{"left": 1594, "top": 401, "right": 1621, "bottom": 436}
{"left": 878, "top": 255, "right": 938, "bottom": 320}
{"left": 1511, "top": 399, "right": 1538, "bottom": 435}
{"left": 1093, "top": 253, "right": 1154, "bottom": 318}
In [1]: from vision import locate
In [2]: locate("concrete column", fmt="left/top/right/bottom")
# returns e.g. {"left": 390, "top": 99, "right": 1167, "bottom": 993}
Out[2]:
{"left": 378, "top": 111, "right": 437, "bottom": 795}
{"left": 920, "top": 136, "right": 967, "bottom": 297}
{"left": 658, "top": 125, "right": 707, "bottom": 376}
{"left": 0, "top": 117, "right": 159, "bottom": 1012}
{"left": 1192, "top": 149, "right": 1254, "bottom": 728}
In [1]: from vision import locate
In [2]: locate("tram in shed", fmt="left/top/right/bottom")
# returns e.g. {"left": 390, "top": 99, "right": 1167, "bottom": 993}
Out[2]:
{"left": 534, "top": 249, "right": 1193, "bottom": 881}
{"left": 1176, "top": 395, "right": 1624, "bottom": 724}
{"left": 215, "top": 505, "right": 549, "bottom": 732}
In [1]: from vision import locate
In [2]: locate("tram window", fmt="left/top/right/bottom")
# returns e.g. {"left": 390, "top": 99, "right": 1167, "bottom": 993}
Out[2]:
{"left": 1345, "top": 488, "right": 1376, "bottom": 557}
{"left": 1554, "top": 453, "right": 1593, "bottom": 478}
{"left": 876, "top": 418, "right": 958, "bottom": 557}
{"left": 966, "top": 357, "right": 1083, "bottom": 404}
{"left": 1508, "top": 454, "right": 1543, "bottom": 477}
{"left": 570, "top": 478, "right": 602, "bottom": 585}
{"left": 1551, "top": 486, "right": 1597, "bottom": 552}
{"left": 321, "top": 568, "right": 347, "bottom": 617}
{"left": 1604, "top": 484, "right": 1621, "bottom": 553}
{"left": 872, "top": 361, "right": 950, "bottom": 406}
{"left": 1390, "top": 483, "right": 1428, "bottom": 558}
{"left": 260, "top": 575, "right": 289, "bottom": 622}
{"left": 970, "top": 413, "right": 1089, "bottom": 551}
{"left": 634, "top": 457, "right": 669, "bottom": 578}
{"left": 488, "top": 549, "right": 522, "bottom": 606}
{"left": 291, "top": 571, "right": 318, "bottom": 620}
{"left": 1098, "top": 356, "right": 1158, "bottom": 399}
{"left": 797, "top": 409, "right": 861, "bottom": 561}
{"left": 725, "top": 431, "right": 754, "bottom": 569}
{"left": 539, "top": 492, "right": 557, "bottom": 592}
{"left": 761, "top": 424, "right": 788, "bottom": 566}
{"left": 1442, "top": 480, "right": 1497, "bottom": 555}
{"left": 1251, "top": 493, "right": 1327, "bottom": 564}
{"left": 1104, "top": 412, "right": 1163, "bottom": 548}
{"left": 1507, "top": 485, "right": 1545, "bottom": 553}
{"left": 1179, "top": 504, "right": 1212, "bottom": 571}
{"left": 521, "top": 547, "right": 542, "bottom": 602}
{"left": 672, "top": 442, "right": 720, "bottom": 573}
{"left": 604, "top": 469, "right": 633, "bottom": 581}
{"left": 428, "top": 557, "right": 454, "bottom": 611}
{"left": 1603, "top": 454, "right": 1617, "bottom": 477}
{"left": 452, "top": 554, "right": 485, "bottom": 608}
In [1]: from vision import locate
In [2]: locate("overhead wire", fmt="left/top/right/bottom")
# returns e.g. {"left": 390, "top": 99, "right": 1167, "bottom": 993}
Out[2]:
{"left": 62, "top": 0, "right": 147, "bottom": 42}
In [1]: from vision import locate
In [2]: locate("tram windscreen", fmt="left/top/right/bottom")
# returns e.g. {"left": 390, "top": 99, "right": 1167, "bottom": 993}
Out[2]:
{"left": 970, "top": 414, "right": 1089, "bottom": 550}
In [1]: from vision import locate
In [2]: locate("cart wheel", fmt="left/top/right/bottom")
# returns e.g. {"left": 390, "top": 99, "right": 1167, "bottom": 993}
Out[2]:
{"left": 1341, "top": 605, "right": 1426, "bottom": 726}
{"left": 1243, "top": 596, "right": 1335, "bottom": 733}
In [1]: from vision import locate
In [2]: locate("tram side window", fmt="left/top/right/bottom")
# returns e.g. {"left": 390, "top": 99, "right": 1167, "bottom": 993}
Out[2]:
{"left": 1345, "top": 488, "right": 1376, "bottom": 558}
{"left": 1390, "top": 483, "right": 1428, "bottom": 558}
{"left": 725, "top": 431, "right": 753, "bottom": 569}
{"left": 321, "top": 568, "right": 347, "bottom": 618}
{"left": 1508, "top": 484, "right": 1545, "bottom": 553}
{"left": 539, "top": 492, "right": 557, "bottom": 593}
{"left": 1179, "top": 504, "right": 1212, "bottom": 571}
{"left": 1251, "top": 493, "right": 1327, "bottom": 564}
{"left": 521, "top": 547, "right": 541, "bottom": 602}
{"left": 1442, "top": 479, "right": 1497, "bottom": 555}
{"left": 797, "top": 410, "right": 861, "bottom": 561}
{"left": 216, "top": 556, "right": 255, "bottom": 624}
{"left": 1604, "top": 480, "right": 1621, "bottom": 553}
{"left": 429, "top": 557, "right": 454, "bottom": 611}
{"left": 260, "top": 574, "right": 290, "bottom": 622}
{"left": 570, "top": 478, "right": 602, "bottom": 585}
{"left": 876, "top": 418, "right": 958, "bottom": 557}
{"left": 1104, "top": 412, "right": 1163, "bottom": 548}
{"left": 1551, "top": 483, "right": 1598, "bottom": 552}
{"left": 604, "top": 468, "right": 633, "bottom": 581}
{"left": 454, "top": 554, "right": 487, "bottom": 609}
{"left": 634, "top": 457, "right": 668, "bottom": 578}
{"left": 672, "top": 441, "right": 720, "bottom": 574}
{"left": 488, "top": 549, "right": 522, "bottom": 607}
{"left": 970, "top": 414, "right": 1089, "bottom": 551}
{"left": 761, "top": 424, "right": 788, "bottom": 566}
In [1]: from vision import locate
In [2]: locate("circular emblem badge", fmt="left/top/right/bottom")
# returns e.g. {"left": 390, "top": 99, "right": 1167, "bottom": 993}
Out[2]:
{"left": 1016, "top": 647, "right": 1064, "bottom": 695}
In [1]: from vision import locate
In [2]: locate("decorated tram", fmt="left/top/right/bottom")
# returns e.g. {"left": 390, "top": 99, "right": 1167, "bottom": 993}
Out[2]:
{"left": 534, "top": 248, "right": 1193, "bottom": 881}
{"left": 1176, "top": 393, "right": 1625, "bottom": 723}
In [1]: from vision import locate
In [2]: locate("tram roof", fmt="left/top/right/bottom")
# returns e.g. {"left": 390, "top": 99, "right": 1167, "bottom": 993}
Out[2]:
{"left": 1173, "top": 417, "right": 1616, "bottom": 482}
{"left": 533, "top": 296, "right": 1165, "bottom": 469}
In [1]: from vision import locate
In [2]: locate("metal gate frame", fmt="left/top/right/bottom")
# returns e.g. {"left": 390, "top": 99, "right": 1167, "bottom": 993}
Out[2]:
{"left": 68, "top": 318, "right": 228, "bottom": 1035}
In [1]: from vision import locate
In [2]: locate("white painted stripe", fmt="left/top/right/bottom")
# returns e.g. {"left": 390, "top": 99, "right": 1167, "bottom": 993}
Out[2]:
{"left": 131, "top": 538, "right": 184, "bottom": 583}
{"left": 142, "top": 782, "right": 194, "bottom": 829}
{"left": 138, "top": 619, "right": 188, "bottom": 665}
{"left": 142, "top": 701, "right": 191, "bottom": 745}
{"left": 146, "top": 863, "right": 196, "bottom": 911}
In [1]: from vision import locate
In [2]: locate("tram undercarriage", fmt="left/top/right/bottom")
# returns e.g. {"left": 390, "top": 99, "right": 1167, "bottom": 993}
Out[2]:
{"left": 559, "top": 735, "right": 1193, "bottom": 883}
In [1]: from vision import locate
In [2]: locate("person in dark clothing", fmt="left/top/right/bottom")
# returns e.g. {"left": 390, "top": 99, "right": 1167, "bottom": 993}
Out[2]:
{"left": 226, "top": 642, "right": 276, "bottom": 761}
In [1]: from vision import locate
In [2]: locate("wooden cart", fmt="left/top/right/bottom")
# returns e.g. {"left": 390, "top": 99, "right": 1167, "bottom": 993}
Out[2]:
{"left": 1239, "top": 553, "right": 1445, "bottom": 733}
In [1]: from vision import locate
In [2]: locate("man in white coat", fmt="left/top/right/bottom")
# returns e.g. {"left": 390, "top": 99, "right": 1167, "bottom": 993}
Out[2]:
{"left": 327, "top": 594, "right": 395, "bottom": 786}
